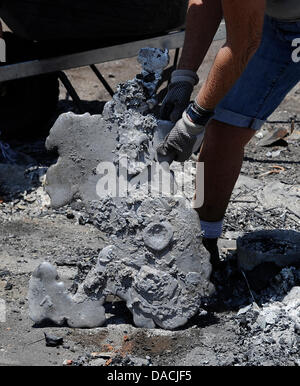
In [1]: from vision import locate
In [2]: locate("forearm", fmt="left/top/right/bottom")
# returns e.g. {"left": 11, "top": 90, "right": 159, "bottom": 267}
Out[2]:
{"left": 178, "top": 0, "right": 223, "bottom": 71}
{"left": 196, "top": 43, "right": 259, "bottom": 110}
{"left": 196, "top": 0, "right": 265, "bottom": 110}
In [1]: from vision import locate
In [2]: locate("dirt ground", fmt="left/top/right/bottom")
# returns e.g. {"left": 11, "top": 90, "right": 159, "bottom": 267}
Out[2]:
{"left": 0, "top": 33, "right": 299, "bottom": 367}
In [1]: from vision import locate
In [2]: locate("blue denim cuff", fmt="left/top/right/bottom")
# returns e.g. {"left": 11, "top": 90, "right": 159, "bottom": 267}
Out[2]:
{"left": 213, "top": 107, "right": 265, "bottom": 131}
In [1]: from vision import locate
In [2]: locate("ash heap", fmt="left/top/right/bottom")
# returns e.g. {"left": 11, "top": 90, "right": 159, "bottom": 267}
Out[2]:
{"left": 28, "top": 48, "right": 214, "bottom": 330}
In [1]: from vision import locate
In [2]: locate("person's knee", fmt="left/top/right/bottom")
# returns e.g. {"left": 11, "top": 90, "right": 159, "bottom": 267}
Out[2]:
{"left": 205, "top": 119, "right": 256, "bottom": 148}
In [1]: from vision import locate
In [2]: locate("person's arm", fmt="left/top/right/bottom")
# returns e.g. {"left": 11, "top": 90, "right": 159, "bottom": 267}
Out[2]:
{"left": 157, "top": 0, "right": 266, "bottom": 163}
{"left": 178, "top": 0, "right": 223, "bottom": 71}
{"left": 196, "top": 0, "right": 266, "bottom": 110}
{"left": 160, "top": 0, "right": 223, "bottom": 122}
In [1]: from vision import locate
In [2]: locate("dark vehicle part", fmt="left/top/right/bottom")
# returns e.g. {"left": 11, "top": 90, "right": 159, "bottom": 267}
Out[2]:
{"left": 0, "top": 32, "right": 59, "bottom": 139}
{"left": 0, "top": 0, "right": 188, "bottom": 43}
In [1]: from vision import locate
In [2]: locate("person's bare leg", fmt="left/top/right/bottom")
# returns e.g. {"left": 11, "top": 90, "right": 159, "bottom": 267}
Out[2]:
{"left": 194, "top": 119, "right": 255, "bottom": 268}
{"left": 196, "top": 119, "right": 255, "bottom": 222}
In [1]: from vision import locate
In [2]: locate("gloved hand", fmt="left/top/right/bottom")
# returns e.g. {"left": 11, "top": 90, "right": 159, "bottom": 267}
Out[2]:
{"left": 157, "top": 101, "right": 214, "bottom": 163}
{"left": 160, "top": 69, "right": 199, "bottom": 123}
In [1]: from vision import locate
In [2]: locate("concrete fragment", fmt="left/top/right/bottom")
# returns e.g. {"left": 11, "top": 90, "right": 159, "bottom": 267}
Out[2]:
{"left": 44, "top": 333, "right": 63, "bottom": 347}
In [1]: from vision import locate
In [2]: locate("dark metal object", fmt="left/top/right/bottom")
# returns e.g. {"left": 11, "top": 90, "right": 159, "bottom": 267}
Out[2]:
{"left": 57, "top": 71, "right": 85, "bottom": 113}
{"left": 0, "top": 23, "right": 226, "bottom": 83}
{"left": 0, "top": 21, "right": 225, "bottom": 112}
{"left": 0, "top": 0, "right": 188, "bottom": 41}
{"left": 0, "top": 30, "right": 188, "bottom": 82}
{"left": 90, "top": 64, "right": 114, "bottom": 97}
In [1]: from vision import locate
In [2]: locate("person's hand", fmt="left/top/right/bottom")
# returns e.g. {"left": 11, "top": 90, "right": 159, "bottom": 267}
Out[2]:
{"left": 160, "top": 69, "right": 199, "bottom": 123}
{"left": 157, "top": 101, "right": 214, "bottom": 163}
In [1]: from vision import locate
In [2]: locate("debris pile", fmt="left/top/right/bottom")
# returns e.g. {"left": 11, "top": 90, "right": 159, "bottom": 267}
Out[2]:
{"left": 235, "top": 267, "right": 300, "bottom": 366}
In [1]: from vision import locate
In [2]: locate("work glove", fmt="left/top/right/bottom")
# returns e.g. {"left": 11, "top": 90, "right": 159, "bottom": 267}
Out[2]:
{"left": 157, "top": 101, "right": 214, "bottom": 163}
{"left": 160, "top": 69, "right": 199, "bottom": 123}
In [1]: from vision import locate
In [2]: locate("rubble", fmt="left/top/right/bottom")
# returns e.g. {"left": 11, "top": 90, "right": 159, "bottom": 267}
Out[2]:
{"left": 234, "top": 268, "right": 300, "bottom": 366}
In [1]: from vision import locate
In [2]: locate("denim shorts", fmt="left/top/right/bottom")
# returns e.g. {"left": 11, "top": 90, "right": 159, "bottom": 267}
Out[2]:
{"left": 213, "top": 15, "right": 300, "bottom": 130}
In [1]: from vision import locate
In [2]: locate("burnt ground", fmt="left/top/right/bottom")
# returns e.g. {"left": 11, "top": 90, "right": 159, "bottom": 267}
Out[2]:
{"left": 0, "top": 41, "right": 299, "bottom": 367}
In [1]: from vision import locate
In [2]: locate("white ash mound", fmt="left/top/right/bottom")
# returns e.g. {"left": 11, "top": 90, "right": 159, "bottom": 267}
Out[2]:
{"left": 29, "top": 48, "right": 214, "bottom": 330}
